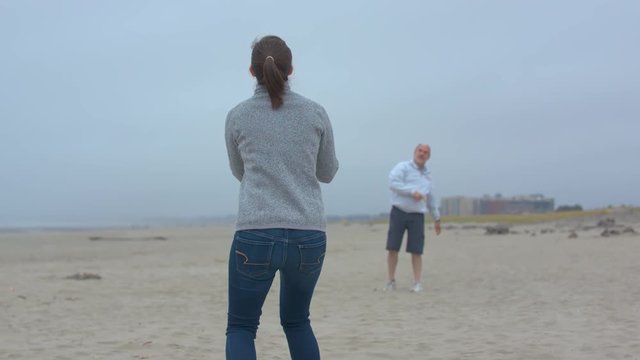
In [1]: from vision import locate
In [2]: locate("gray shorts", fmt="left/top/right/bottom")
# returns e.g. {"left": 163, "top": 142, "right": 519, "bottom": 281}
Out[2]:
{"left": 386, "top": 206, "right": 425, "bottom": 255}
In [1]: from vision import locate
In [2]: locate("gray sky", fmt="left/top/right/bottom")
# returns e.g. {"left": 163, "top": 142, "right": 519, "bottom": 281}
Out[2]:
{"left": 1, "top": 0, "right": 639, "bottom": 226}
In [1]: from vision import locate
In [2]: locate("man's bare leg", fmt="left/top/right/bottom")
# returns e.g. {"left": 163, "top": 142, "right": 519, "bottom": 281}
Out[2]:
{"left": 411, "top": 253, "right": 422, "bottom": 284}
{"left": 387, "top": 250, "right": 399, "bottom": 281}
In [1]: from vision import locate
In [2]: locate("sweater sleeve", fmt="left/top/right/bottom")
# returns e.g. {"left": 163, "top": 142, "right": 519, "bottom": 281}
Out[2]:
{"left": 225, "top": 111, "right": 244, "bottom": 181}
{"left": 315, "top": 108, "right": 339, "bottom": 183}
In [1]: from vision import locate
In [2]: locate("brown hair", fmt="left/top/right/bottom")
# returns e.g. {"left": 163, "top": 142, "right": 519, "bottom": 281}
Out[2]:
{"left": 251, "top": 36, "right": 292, "bottom": 109}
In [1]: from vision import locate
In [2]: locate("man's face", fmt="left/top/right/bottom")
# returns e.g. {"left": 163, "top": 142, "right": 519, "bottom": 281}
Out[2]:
{"left": 413, "top": 145, "right": 431, "bottom": 167}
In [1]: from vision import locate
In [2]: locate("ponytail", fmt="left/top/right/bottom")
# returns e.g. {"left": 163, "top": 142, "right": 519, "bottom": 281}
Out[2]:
{"left": 262, "top": 56, "right": 286, "bottom": 109}
{"left": 251, "top": 36, "right": 292, "bottom": 110}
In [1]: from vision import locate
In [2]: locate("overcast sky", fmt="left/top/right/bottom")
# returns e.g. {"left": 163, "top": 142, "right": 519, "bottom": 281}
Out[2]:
{"left": 1, "top": 0, "right": 639, "bottom": 226}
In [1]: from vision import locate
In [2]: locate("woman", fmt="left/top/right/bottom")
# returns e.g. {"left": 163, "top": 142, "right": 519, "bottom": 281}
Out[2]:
{"left": 224, "top": 35, "right": 339, "bottom": 360}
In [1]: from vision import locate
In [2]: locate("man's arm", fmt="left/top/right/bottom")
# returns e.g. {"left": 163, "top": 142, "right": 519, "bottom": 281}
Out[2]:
{"left": 389, "top": 163, "right": 416, "bottom": 196}
{"left": 427, "top": 191, "right": 441, "bottom": 235}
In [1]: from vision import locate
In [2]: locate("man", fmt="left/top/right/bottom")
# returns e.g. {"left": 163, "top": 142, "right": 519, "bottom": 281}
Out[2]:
{"left": 384, "top": 144, "right": 441, "bottom": 292}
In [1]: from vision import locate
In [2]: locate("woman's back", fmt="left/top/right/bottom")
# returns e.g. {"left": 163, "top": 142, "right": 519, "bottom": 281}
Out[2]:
{"left": 225, "top": 86, "right": 338, "bottom": 231}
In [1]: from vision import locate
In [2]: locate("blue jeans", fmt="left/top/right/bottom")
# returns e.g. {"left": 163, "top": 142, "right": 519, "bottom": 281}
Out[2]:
{"left": 226, "top": 228, "right": 326, "bottom": 360}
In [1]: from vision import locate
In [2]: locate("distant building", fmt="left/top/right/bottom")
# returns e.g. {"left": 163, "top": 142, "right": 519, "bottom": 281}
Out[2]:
{"left": 440, "top": 194, "right": 554, "bottom": 216}
{"left": 440, "top": 196, "right": 479, "bottom": 216}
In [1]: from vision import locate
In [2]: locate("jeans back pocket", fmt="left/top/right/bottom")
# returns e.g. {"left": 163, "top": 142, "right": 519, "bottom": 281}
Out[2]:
{"left": 234, "top": 236, "right": 274, "bottom": 280}
{"left": 298, "top": 236, "right": 326, "bottom": 275}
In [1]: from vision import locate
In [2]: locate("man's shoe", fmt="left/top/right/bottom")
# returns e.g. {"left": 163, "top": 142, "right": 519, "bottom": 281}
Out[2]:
{"left": 410, "top": 282, "right": 423, "bottom": 292}
{"left": 383, "top": 279, "right": 396, "bottom": 291}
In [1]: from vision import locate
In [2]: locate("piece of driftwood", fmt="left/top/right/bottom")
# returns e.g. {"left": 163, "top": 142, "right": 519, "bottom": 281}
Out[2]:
{"left": 89, "top": 236, "right": 167, "bottom": 241}
{"left": 597, "top": 218, "right": 616, "bottom": 228}
{"left": 485, "top": 225, "right": 510, "bottom": 235}
{"left": 65, "top": 273, "right": 102, "bottom": 280}
{"left": 602, "top": 227, "right": 637, "bottom": 237}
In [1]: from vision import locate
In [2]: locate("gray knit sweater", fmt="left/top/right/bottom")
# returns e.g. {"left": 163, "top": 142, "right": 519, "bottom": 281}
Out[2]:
{"left": 225, "top": 85, "right": 339, "bottom": 231}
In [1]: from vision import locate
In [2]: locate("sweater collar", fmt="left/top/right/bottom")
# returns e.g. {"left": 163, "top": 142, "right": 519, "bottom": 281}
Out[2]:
{"left": 254, "top": 82, "right": 291, "bottom": 94}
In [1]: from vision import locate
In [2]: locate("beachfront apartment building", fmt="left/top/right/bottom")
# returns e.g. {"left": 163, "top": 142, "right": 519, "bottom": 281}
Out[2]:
{"left": 440, "top": 194, "right": 555, "bottom": 216}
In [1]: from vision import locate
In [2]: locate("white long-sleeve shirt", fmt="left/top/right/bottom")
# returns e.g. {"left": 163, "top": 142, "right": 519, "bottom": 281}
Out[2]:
{"left": 388, "top": 160, "right": 440, "bottom": 220}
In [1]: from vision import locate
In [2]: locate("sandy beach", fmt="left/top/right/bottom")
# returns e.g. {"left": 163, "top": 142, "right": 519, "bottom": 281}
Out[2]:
{"left": 1, "top": 214, "right": 639, "bottom": 359}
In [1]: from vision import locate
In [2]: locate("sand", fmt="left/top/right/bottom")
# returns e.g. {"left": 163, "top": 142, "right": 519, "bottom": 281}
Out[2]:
{"left": 1, "top": 216, "right": 639, "bottom": 359}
